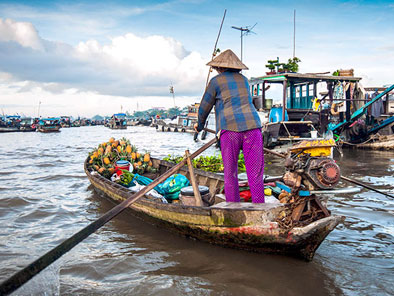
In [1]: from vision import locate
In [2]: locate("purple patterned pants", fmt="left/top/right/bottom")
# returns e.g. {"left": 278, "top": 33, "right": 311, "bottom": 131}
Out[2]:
{"left": 220, "top": 129, "right": 265, "bottom": 203}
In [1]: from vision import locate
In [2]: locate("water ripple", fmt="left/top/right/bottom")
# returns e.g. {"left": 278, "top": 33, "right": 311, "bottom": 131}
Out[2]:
{"left": 0, "top": 126, "right": 392, "bottom": 296}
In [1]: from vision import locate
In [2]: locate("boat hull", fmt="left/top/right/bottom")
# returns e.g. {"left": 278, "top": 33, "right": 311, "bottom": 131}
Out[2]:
{"left": 85, "top": 159, "right": 343, "bottom": 261}
{"left": 19, "top": 126, "right": 36, "bottom": 132}
{"left": 0, "top": 127, "right": 19, "bottom": 133}
{"left": 108, "top": 126, "right": 127, "bottom": 129}
{"left": 37, "top": 126, "right": 61, "bottom": 132}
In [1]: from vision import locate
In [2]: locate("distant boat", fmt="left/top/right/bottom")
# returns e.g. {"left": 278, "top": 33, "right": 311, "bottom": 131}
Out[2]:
{"left": 0, "top": 126, "right": 19, "bottom": 133}
{"left": 60, "top": 116, "right": 71, "bottom": 128}
{"left": 37, "top": 118, "right": 61, "bottom": 133}
{"left": 19, "top": 117, "right": 36, "bottom": 132}
{"left": 0, "top": 115, "right": 21, "bottom": 133}
{"left": 108, "top": 113, "right": 127, "bottom": 129}
{"left": 155, "top": 103, "right": 200, "bottom": 133}
{"left": 72, "top": 120, "right": 81, "bottom": 127}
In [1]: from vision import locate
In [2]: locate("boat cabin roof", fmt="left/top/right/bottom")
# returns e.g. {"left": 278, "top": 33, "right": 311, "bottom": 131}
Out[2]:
{"left": 113, "top": 113, "right": 126, "bottom": 117}
{"left": 364, "top": 86, "right": 394, "bottom": 93}
{"left": 40, "top": 117, "right": 60, "bottom": 121}
{"left": 250, "top": 73, "right": 362, "bottom": 85}
{"left": 4, "top": 115, "right": 21, "bottom": 119}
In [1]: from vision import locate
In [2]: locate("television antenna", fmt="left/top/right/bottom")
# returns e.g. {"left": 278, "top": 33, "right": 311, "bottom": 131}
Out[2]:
{"left": 231, "top": 23, "right": 257, "bottom": 62}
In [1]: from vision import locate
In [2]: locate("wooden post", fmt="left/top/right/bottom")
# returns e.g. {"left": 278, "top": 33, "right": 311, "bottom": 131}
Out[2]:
{"left": 282, "top": 79, "right": 288, "bottom": 122}
{"left": 306, "top": 83, "right": 310, "bottom": 109}
{"left": 313, "top": 82, "right": 317, "bottom": 98}
{"left": 185, "top": 150, "right": 203, "bottom": 206}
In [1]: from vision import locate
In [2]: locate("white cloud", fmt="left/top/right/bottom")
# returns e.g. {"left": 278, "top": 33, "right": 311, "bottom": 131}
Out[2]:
{"left": 0, "top": 78, "right": 198, "bottom": 118}
{"left": 0, "top": 18, "right": 206, "bottom": 117}
{"left": 0, "top": 18, "right": 44, "bottom": 50}
{"left": 0, "top": 18, "right": 207, "bottom": 98}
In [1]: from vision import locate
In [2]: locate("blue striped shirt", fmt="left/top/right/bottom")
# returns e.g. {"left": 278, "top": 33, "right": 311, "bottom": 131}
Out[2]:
{"left": 197, "top": 70, "right": 261, "bottom": 132}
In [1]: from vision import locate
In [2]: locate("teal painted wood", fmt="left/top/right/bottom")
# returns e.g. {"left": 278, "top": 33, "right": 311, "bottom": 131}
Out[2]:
{"left": 287, "top": 84, "right": 313, "bottom": 109}
{"left": 329, "top": 84, "right": 394, "bottom": 133}
{"left": 351, "top": 84, "right": 394, "bottom": 119}
{"left": 368, "top": 116, "right": 394, "bottom": 135}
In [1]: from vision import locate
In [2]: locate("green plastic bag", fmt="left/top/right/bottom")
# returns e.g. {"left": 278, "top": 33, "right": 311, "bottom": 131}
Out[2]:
{"left": 132, "top": 174, "right": 165, "bottom": 195}
{"left": 132, "top": 173, "right": 190, "bottom": 200}
{"left": 157, "top": 174, "right": 190, "bottom": 200}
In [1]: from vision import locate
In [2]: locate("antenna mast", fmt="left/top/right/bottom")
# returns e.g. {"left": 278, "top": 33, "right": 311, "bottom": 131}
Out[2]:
{"left": 293, "top": 9, "right": 296, "bottom": 58}
{"left": 231, "top": 23, "right": 257, "bottom": 62}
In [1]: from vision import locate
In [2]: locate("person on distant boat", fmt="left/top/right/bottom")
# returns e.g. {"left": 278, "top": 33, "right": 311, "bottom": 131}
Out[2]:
{"left": 194, "top": 49, "right": 264, "bottom": 203}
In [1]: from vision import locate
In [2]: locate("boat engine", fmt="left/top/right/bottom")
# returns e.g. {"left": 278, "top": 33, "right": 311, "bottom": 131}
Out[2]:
{"left": 283, "top": 139, "right": 340, "bottom": 191}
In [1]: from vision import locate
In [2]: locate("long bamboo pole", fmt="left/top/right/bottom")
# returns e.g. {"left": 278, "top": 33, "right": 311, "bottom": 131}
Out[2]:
{"left": 194, "top": 9, "right": 226, "bottom": 141}
{"left": 205, "top": 9, "right": 227, "bottom": 88}
{"left": 0, "top": 138, "right": 217, "bottom": 296}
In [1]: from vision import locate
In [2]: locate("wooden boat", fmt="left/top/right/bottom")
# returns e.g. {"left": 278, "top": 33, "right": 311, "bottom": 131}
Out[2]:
{"left": 84, "top": 156, "right": 344, "bottom": 261}
{"left": 19, "top": 117, "right": 36, "bottom": 132}
{"left": 108, "top": 113, "right": 127, "bottom": 129}
{"left": 37, "top": 118, "right": 61, "bottom": 133}
{"left": 60, "top": 116, "right": 72, "bottom": 128}
{"left": 37, "top": 125, "right": 61, "bottom": 132}
{"left": 0, "top": 126, "right": 19, "bottom": 133}
{"left": 0, "top": 115, "right": 21, "bottom": 132}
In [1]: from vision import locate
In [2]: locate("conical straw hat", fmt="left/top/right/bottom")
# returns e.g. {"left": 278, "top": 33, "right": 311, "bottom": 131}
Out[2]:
{"left": 206, "top": 49, "right": 248, "bottom": 70}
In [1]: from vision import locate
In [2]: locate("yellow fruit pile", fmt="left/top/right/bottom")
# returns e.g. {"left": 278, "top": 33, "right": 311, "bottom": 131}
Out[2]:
{"left": 88, "top": 137, "right": 155, "bottom": 178}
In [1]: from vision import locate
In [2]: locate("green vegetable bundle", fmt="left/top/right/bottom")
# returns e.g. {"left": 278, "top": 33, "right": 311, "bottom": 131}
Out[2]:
{"left": 117, "top": 170, "right": 134, "bottom": 187}
{"left": 163, "top": 153, "right": 246, "bottom": 173}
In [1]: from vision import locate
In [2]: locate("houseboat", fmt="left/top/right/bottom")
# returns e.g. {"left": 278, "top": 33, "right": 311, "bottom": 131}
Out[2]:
{"left": 328, "top": 85, "right": 394, "bottom": 149}
{"left": 60, "top": 116, "right": 72, "bottom": 128}
{"left": 37, "top": 118, "right": 61, "bottom": 132}
{"left": 249, "top": 72, "right": 394, "bottom": 149}
{"left": 0, "top": 115, "right": 21, "bottom": 132}
{"left": 107, "top": 113, "right": 127, "bottom": 129}
{"left": 19, "top": 117, "right": 36, "bottom": 132}
{"left": 156, "top": 104, "right": 199, "bottom": 133}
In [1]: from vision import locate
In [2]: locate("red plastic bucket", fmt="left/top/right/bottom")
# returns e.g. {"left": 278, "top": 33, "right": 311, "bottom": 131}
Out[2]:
{"left": 115, "top": 160, "right": 130, "bottom": 176}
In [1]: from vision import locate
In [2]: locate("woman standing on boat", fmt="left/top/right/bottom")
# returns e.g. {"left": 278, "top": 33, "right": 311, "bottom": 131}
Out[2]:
{"left": 194, "top": 49, "right": 264, "bottom": 203}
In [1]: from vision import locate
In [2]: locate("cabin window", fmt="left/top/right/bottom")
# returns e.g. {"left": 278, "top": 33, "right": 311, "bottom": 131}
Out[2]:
{"left": 309, "top": 84, "right": 314, "bottom": 95}
{"left": 296, "top": 87, "right": 300, "bottom": 97}
{"left": 302, "top": 85, "right": 307, "bottom": 97}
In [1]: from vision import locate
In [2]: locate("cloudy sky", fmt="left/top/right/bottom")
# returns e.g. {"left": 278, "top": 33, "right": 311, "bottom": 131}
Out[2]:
{"left": 0, "top": 0, "right": 393, "bottom": 117}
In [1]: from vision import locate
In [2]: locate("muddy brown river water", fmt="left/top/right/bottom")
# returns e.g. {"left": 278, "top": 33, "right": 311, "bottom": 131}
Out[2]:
{"left": 0, "top": 126, "right": 393, "bottom": 295}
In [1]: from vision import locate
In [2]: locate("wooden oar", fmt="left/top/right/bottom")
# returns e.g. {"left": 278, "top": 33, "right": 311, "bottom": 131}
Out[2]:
{"left": 203, "top": 128, "right": 394, "bottom": 199}
{"left": 0, "top": 137, "right": 217, "bottom": 296}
